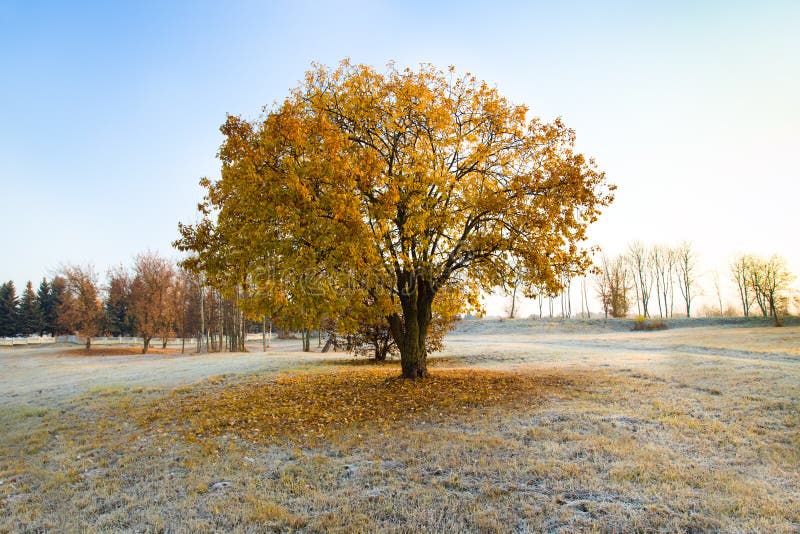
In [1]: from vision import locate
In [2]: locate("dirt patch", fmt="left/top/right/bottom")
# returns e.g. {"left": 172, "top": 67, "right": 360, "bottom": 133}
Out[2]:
{"left": 59, "top": 347, "right": 182, "bottom": 357}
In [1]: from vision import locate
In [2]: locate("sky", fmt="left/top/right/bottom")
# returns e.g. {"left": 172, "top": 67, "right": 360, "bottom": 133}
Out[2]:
{"left": 1, "top": 1, "right": 798, "bottom": 315}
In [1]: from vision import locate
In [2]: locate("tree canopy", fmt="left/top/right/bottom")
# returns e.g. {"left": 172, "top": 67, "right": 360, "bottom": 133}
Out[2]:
{"left": 177, "top": 60, "right": 613, "bottom": 377}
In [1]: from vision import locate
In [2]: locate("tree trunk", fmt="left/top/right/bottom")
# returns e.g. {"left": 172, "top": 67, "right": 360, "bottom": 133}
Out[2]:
{"left": 374, "top": 337, "right": 388, "bottom": 361}
{"left": 262, "top": 316, "right": 267, "bottom": 352}
{"left": 142, "top": 336, "right": 151, "bottom": 354}
{"left": 388, "top": 272, "right": 434, "bottom": 379}
{"left": 181, "top": 336, "right": 185, "bottom": 354}
{"left": 770, "top": 294, "right": 783, "bottom": 327}
{"left": 85, "top": 336, "right": 91, "bottom": 351}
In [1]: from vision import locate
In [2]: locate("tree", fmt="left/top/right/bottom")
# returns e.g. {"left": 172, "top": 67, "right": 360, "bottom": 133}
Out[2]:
{"left": 0, "top": 281, "right": 19, "bottom": 337}
{"left": 595, "top": 254, "right": 630, "bottom": 318}
{"left": 18, "top": 281, "right": 41, "bottom": 336}
{"left": 129, "top": 252, "right": 177, "bottom": 354}
{"left": 650, "top": 245, "right": 674, "bottom": 318}
{"left": 177, "top": 61, "right": 613, "bottom": 378}
{"left": 731, "top": 255, "right": 753, "bottom": 317}
{"left": 675, "top": 242, "right": 696, "bottom": 318}
{"left": 627, "top": 241, "right": 652, "bottom": 317}
{"left": 173, "top": 267, "right": 203, "bottom": 353}
{"left": 43, "top": 276, "right": 67, "bottom": 335}
{"left": 711, "top": 270, "right": 724, "bottom": 317}
{"left": 105, "top": 265, "right": 133, "bottom": 336}
{"left": 58, "top": 265, "right": 103, "bottom": 350}
{"left": 35, "top": 279, "right": 50, "bottom": 335}
{"left": 747, "top": 254, "right": 794, "bottom": 326}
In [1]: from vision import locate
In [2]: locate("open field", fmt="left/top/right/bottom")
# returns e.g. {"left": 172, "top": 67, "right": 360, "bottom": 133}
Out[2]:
{"left": 1, "top": 318, "right": 799, "bottom": 532}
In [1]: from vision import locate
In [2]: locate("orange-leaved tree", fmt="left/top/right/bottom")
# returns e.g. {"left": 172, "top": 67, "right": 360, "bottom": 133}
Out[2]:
{"left": 177, "top": 60, "right": 614, "bottom": 378}
{"left": 129, "top": 252, "right": 176, "bottom": 354}
{"left": 58, "top": 264, "right": 103, "bottom": 351}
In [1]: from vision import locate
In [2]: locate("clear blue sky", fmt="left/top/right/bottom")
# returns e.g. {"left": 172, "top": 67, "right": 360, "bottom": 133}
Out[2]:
{"left": 2, "top": 1, "right": 798, "bottom": 311}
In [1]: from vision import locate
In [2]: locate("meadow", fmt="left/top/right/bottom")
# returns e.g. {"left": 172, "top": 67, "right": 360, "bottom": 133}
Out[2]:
{"left": 1, "top": 317, "right": 798, "bottom": 532}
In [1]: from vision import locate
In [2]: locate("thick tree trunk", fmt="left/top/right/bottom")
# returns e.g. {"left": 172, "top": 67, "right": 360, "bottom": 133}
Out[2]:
{"left": 388, "top": 272, "right": 434, "bottom": 379}
{"left": 85, "top": 337, "right": 91, "bottom": 351}
{"left": 142, "top": 336, "right": 151, "bottom": 354}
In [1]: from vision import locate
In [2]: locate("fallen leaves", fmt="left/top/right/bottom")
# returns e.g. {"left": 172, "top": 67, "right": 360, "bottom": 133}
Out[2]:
{"left": 141, "top": 368, "right": 589, "bottom": 446}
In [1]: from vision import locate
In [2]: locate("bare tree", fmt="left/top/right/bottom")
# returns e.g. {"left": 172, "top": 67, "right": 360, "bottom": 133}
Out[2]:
{"left": 129, "top": 252, "right": 177, "bottom": 354}
{"left": 675, "top": 242, "right": 696, "bottom": 318}
{"left": 731, "top": 255, "right": 753, "bottom": 317}
{"left": 711, "top": 270, "right": 724, "bottom": 317}
{"left": 650, "top": 246, "right": 674, "bottom": 318}
{"left": 58, "top": 264, "right": 103, "bottom": 350}
{"left": 750, "top": 255, "right": 794, "bottom": 326}
{"left": 627, "top": 242, "right": 653, "bottom": 317}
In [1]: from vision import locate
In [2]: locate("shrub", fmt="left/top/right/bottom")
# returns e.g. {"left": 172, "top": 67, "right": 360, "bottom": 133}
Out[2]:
{"left": 632, "top": 317, "right": 668, "bottom": 331}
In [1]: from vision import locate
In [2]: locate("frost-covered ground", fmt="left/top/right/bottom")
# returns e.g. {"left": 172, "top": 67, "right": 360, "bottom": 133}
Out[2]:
{"left": 1, "top": 317, "right": 798, "bottom": 532}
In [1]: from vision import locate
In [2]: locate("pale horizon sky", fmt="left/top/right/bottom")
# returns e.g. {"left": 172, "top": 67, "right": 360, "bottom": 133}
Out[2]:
{"left": 1, "top": 1, "right": 798, "bottom": 315}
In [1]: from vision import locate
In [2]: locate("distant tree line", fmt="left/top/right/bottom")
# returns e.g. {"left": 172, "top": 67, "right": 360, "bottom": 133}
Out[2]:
{"left": 3, "top": 251, "right": 440, "bottom": 358}
{"left": 0, "top": 253, "right": 249, "bottom": 353}
{"left": 591, "top": 242, "right": 795, "bottom": 326}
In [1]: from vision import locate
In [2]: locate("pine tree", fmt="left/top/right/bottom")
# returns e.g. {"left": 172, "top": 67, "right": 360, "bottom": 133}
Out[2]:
{"left": 18, "top": 281, "right": 42, "bottom": 336}
{"left": 105, "top": 266, "right": 132, "bottom": 336}
{"left": 36, "top": 279, "right": 50, "bottom": 335}
{"left": 39, "top": 276, "right": 66, "bottom": 335}
{"left": 0, "top": 281, "right": 19, "bottom": 337}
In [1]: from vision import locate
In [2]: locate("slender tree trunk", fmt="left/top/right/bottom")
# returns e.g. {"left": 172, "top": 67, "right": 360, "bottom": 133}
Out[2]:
{"left": 262, "top": 316, "right": 267, "bottom": 352}
{"left": 769, "top": 293, "right": 783, "bottom": 326}
{"left": 199, "top": 284, "right": 205, "bottom": 353}
{"left": 509, "top": 283, "right": 517, "bottom": 319}
{"left": 86, "top": 336, "right": 91, "bottom": 351}
{"left": 582, "top": 277, "right": 591, "bottom": 318}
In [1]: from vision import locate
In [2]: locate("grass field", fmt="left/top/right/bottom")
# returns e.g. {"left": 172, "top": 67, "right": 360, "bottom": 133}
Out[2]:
{"left": 1, "top": 318, "right": 798, "bottom": 532}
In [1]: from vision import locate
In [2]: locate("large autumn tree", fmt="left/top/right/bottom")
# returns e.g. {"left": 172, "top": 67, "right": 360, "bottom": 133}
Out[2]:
{"left": 178, "top": 61, "right": 613, "bottom": 378}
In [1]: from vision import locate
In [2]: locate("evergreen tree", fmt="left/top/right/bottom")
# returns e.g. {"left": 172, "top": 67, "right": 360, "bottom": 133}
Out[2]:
{"left": 39, "top": 276, "right": 66, "bottom": 335}
{"left": 36, "top": 278, "right": 50, "bottom": 335}
{"left": 105, "top": 266, "right": 132, "bottom": 336}
{"left": 0, "top": 281, "right": 19, "bottom": 336}
{"left": 18, "top": 281, "right": 41, "bottom": 335}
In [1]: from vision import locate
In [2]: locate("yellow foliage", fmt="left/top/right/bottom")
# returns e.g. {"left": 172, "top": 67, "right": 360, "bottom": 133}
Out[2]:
{"left": 176, "top": 59, "right": 614, "bottom": 376}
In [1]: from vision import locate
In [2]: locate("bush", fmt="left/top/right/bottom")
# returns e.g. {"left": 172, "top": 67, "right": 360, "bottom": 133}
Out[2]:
{"left": 632, "top": 317, "right": 668, "bottom": 331}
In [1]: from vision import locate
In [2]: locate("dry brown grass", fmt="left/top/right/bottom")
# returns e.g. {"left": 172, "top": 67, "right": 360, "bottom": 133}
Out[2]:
{"left": 2, "top": 323, "right": 799, "bottom": 532}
